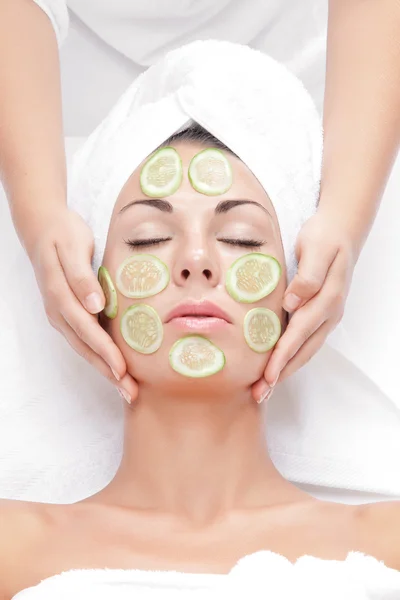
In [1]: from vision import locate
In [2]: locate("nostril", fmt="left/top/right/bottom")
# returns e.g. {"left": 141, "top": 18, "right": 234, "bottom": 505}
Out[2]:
{"left": 181, "top": 269, "right": 190, "bottom": 280}
{"left": 203, "top": 269, "right": 212, "bottom": 280}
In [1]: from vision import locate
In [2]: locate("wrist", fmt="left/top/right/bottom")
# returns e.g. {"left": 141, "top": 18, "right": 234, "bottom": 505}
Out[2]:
{"left": 317, "top": 192, "right": 377, "bottom": 259}
{"left": 12, "top": 200, "right": 68, "bottom": 260}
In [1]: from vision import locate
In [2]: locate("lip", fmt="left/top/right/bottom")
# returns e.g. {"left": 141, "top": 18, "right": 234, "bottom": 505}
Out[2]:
{"left": 165, "top": 300, "right": 232, "bottom": 325}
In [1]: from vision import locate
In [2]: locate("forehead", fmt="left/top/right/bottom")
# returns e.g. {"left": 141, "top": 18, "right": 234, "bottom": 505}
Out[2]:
{"left": 113, "top": 141, "right": 276, "bottom": 217}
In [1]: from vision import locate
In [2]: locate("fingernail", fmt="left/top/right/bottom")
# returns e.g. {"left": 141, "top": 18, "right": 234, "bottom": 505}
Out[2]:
{"left": 85, "top": 292, "right": 104, "bottom": 314}
{"left": 118, "top": 388, "right": 132, "bottom": 405}
{"left": 284, "top": 293, "right": 301, "bottom": 312}
{"left": 257, "top": 388, "right": 273, "bottom": 404}
{"left": 271, "top": 373, "right": 280, "bottom": 388}
{"left": 111, "top": 368, "right": 120, "bottom": 382}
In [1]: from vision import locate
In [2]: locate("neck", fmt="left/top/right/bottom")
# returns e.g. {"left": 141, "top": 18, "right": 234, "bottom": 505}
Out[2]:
{"left": 97, "top": 385, "right": 303, "bottom": 524}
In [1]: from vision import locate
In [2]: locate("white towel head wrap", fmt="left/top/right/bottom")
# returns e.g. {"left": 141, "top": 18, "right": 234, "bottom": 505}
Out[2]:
{"left": 68, "top": 40, "right": 323, "bottom": 283}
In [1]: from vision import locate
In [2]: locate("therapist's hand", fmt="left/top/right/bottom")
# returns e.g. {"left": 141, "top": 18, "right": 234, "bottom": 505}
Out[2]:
{"left": 27, "top": 207, "right": 138, "bottom": 403}
{"left": 262, "top": 210, "right": 356, "bottom": 394}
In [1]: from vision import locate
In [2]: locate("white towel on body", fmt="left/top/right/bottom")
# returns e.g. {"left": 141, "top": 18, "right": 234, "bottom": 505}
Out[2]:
{"left": 11, "top": 551, "right": 400, "bottom": 599}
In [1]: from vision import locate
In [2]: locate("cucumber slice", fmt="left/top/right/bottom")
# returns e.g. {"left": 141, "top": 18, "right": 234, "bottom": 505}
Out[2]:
{"left": 188, "top": 148, "right": 233, "bottom": 196}
{"left": 244, "top": 308, "right": 281, "bottom": 353}
{"left": 169, "top": 336, "right": 225, "bottom": 378}
{"left": 120, "top": 304, "right": 163, "bottom": 354}
{"left": 98, "top": 266, "right": 118, "bottom": 319}
{"left": 116, "top": 254, "right": 170, "bottom": 299}
{"left": 140, "top": 147, "right": 183, "bottom": 198}
{"left": 226, "top": 253, "right": 281, "bottom": 303}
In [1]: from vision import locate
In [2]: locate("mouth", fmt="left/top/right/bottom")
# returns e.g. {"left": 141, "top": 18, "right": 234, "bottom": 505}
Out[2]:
{"left": 166, "top": 300, "right": 232, "bottom": 333}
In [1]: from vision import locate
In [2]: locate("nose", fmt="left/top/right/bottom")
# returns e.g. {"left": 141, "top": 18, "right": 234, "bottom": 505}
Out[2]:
{"left": 172, "top": 243, "right": 221, "bottom": 288}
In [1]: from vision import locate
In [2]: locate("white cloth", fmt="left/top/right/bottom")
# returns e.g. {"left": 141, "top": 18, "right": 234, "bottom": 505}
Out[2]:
{"left": 31, "top": 0, "right": 328, "bottom": 134}
{"left": 68, "top": 40, "right": 323, "bottom": 282}
{"left": 11, "top": 551, "right": 400, "bottom": 599}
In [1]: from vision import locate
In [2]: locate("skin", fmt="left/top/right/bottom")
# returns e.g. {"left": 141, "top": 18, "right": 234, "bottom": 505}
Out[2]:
{"left": 1, "top": 141, "right": 400, "bottom": 599}
{"left": 1, "top": 1, "right": 399, "bottom": 400}
{"left": 102, "top": 141, "right": 286, "bottom": 400}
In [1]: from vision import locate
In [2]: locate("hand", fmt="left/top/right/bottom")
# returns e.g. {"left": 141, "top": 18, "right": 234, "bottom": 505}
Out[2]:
{"left": 254, "top": 210, "right": 357, "bottom": 403}
{"left": 27, "top": 207, "right": 138, "bottom": 403}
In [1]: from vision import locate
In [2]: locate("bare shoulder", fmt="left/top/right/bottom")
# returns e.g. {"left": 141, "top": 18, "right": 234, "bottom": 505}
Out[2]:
{"left": 0, "top": 499, "right": 55, "bottom": 599}
{"left": 352, "top": 500, "right": 400, "bottom": 571}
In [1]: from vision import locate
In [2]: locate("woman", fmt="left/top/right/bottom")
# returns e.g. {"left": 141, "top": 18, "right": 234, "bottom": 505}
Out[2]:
{"left": 0, "top": 121, "right": 399, "bottom": 599}
{"left": 0, "top": 0, "right": 399, "bottom": 404}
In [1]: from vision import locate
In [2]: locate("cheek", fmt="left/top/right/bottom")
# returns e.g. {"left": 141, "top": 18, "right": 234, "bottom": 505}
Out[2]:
{"left": 101, "top": 247, "right": 286, "bottom": 387}
{"left": 105, "top": 306, "right": 270, "bottom": 388}
{"left": 225, "top": 328, "right": 272, "bottom": 383}
{"left": 263, "top": 271, "right": 286, "bottom": 318}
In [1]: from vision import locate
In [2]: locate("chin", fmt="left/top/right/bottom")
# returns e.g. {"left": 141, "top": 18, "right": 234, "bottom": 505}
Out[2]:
{"left": 129, "top": 361, "right": 263, "bottom": 402}
{"left": 121, "top": 329, "right": 267, "bottom": 395}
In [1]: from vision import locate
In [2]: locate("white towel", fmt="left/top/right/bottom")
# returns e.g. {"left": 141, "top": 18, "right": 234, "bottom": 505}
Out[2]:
{"left": 68, "top": 39, "right": 323, "bottom": 284}
{"left": 11, "top": 551, "right": 400, "bottom": 599}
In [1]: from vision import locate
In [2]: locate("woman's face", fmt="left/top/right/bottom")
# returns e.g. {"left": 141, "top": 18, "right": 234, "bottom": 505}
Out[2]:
{"left": 102, "top": 141, "right": 287, "bottom": 397}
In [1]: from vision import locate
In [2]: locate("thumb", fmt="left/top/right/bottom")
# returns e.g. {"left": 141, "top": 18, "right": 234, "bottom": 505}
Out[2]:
{"left": 283, "top": 241, "right": 336, "bottom": 312}
{"left": 57, "top": 238, "right": 105, "bottom": 314}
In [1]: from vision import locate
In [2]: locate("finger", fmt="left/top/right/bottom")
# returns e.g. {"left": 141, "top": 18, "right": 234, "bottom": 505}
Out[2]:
{"left": 266, "top": 252, "right": 347, "bottom": 385}
{"left": 41, "top": 250, "right": 126, "bottom": 379}
{"left": 60, "top": 319, "right": 118, "bottom": 380}
{"left": 56, "top": 238, "right": 105, "bottom": 315}
{"left": 283, "top": 243, "right": 338, "bottom": 312}
{"left": 39, "top": 246, "right": 136, "bottom": 395}
{"left": 61, "top": 320, "right": 138, "bottom": 402}
{"left": 61, "top": 295, "right": 127, "bottom": 380}
{"left": 119, "top": 372, "right": 139, "bottom": 403}
{"left": 264, "top": 303, "right": 325, "bottom": 386}
{"left": 251, "top": 376, "right": 271, "bottom": 404}
{"left": 277, "top": 320, "right": 332, "bottom": 382}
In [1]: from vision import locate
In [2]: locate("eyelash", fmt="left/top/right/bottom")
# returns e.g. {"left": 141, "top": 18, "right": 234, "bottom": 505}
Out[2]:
{"left": 125, "top": 237, "right": 171, "bottom": 249}
{"left": 125, "top": 237, "right": 265, "bottom": 250}
{"left": 217, "top": 237, "right": 265, "bottom": 249}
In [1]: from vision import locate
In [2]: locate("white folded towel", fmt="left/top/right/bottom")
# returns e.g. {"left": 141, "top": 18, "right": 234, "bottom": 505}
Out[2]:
{"left": 11, "top": 551, "right": 400, "bottom": 599}
{"left": 68, "top": 39, "right": 323, "bottom": 283}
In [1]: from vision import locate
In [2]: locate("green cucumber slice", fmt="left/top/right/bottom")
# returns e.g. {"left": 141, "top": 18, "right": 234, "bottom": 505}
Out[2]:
{"left": 140, "top": 147, "right": 183, "bottom": 198}
{"left": 98, "top": 266, "right": 118, "bottom": 319}
{"left": 120, "top": 304, "right": 163, "bottom": 354}
{"left": 116, "top": 254, "right": 170, "bottom": 299}
{"left": 169, "top": 336, "right": 225, "bottom": 378}
{"left": 244, "top": 308, "right": 281, "bottom": 352}
{"left": 188, "top": 148, "right": 233, "bottom": 196}
{"left": 226, "top": 253, "right": 281, "bottom": 303}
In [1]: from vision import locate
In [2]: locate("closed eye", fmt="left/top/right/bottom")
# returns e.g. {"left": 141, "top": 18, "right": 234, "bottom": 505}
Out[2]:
{"left": 124, "top": 237, "right": 172, "bottom": 249}
{"left": 124, "top": 237, "right": 265, "bottom": 250}
{"left": 217, "top": 238, "right": 266, "bottom": 249}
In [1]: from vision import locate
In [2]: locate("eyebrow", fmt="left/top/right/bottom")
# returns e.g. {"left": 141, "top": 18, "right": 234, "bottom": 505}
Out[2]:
{"left": 215, "top": 199, "right": 272, "bottom": 218}
{"left": 119, "top": 198, "right": 272, "bottom": 218}
{"left": 119, "top": 198, "right": 173, "bottom": 214}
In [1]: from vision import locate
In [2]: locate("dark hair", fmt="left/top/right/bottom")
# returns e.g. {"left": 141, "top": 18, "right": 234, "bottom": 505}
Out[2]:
{"left": 159, "top": 121, "right": 238, "bottom": 157}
